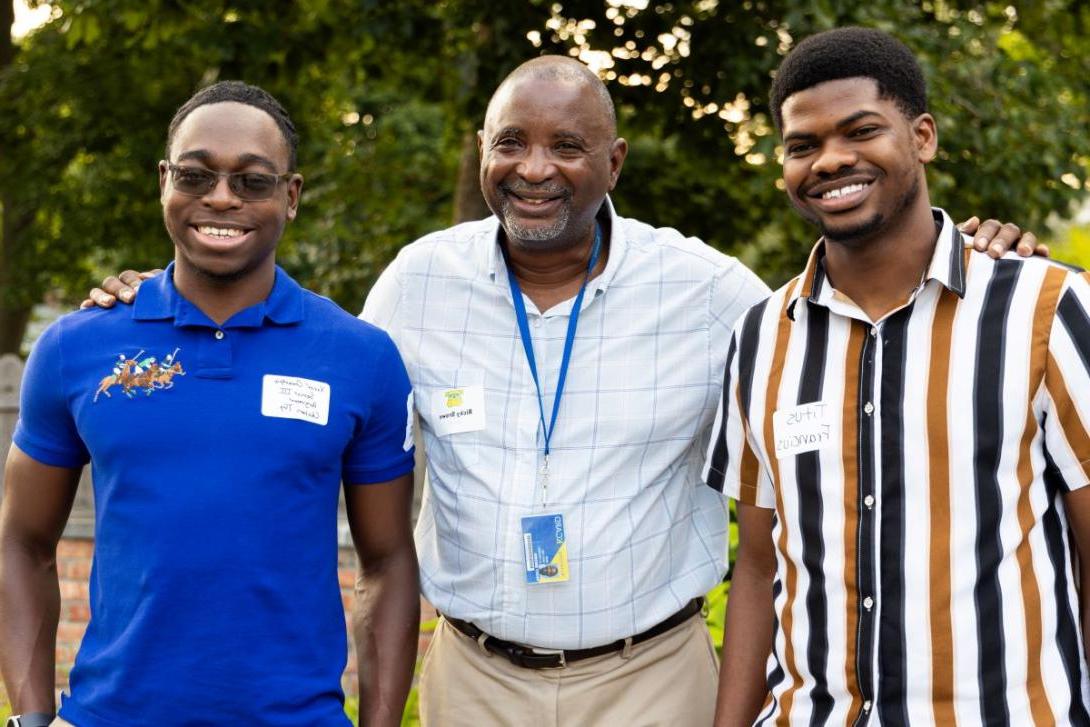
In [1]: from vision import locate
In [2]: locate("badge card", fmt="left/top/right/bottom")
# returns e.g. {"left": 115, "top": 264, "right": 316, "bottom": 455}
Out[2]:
{"left": 521, "top": 513, "right": 570, "bottom": 585}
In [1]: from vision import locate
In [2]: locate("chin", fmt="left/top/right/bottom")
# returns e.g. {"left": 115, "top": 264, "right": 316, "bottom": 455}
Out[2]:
{"left": 820, "top": 212, "right": 885, "bottom": 246}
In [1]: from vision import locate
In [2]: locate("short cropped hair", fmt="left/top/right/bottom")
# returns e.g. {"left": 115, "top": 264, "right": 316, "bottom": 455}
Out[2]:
{"left": 769, "top": 27, "right": 928, "bottom": 131}
{"left": 166, "top": 81, "right": 299, "bottom": 169}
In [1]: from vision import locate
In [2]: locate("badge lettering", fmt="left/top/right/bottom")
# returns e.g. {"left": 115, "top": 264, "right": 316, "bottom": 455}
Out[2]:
{"left": 773, "top": 401, "right": 834, "bottom": 458}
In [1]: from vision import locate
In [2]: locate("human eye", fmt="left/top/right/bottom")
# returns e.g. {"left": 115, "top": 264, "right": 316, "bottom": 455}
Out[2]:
{"left": 237, "top": 172, "right": 276, "bottom": 195}
{"left": 850, "top": 125, "right": 880, "bottom": 138}
{"left": 172, "top": 166, "right": 214, "bottom": 191}
{"left": 785, "top": 142, "right": 815, "bottom": 157}
{"left": 492, "top": 136, "right": 522, "bottom": 151}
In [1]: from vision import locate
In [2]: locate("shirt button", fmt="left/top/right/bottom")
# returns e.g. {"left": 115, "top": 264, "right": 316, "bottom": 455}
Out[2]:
{"left": 864, "top": 494, "right": 875, "bottom": 508}
{"left": 870, "top": 327, "right": 878, "bottom": 337}
{"left": 863, "top": 700, "right": 872, "bottom": 711}
{"left": 214, "top": 330, "right": 225, "bottom": 340}
{"left": 863, "top": 596, "right": 874, "bottom": 610}
{"left": 863, "top": 401, "right": 874, "bottom": 415}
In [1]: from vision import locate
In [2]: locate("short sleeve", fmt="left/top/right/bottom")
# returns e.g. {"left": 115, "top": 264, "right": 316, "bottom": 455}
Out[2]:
{"left": 360, "top": 254, "right": 402, "bottom": 336}
{"left": 702, "top": 321, "right": 775, "bottom": 509}
{"left": 13, "top": 322, "right": 90, "bottom": 468}
{"left": 709, "top": 257, "right": 772, "bottom": 344}
{"left": 342, "top": 331, "right": 415, "bottom": 485}
{"left": 1044, "top": 273, "right": 1090, "bottom": 492}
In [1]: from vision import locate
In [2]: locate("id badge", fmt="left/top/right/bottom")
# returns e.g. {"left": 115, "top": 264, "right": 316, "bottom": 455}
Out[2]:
{"left": 521, "top": 513, "right": 570, "bottom": 584}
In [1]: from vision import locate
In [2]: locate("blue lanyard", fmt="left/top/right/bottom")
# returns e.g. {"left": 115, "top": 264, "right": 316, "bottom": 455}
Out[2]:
{"left": 503, "top": 224, "right": 602, "bottom": 504}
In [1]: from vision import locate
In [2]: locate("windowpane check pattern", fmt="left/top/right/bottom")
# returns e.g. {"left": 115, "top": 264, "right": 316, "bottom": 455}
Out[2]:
{"left": 364, "top": 200, "right": 769, "bottom": 649}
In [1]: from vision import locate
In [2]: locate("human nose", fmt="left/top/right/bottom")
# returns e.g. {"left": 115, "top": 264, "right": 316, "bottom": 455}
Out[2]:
{"left": 203, "top": 174, "right": 244, "bottom": 208}
{"left": 516, "top": 145, "right": 556, "bottom": 183}
{"left": 811, "top": 139, "right": 858, "bottom": 176}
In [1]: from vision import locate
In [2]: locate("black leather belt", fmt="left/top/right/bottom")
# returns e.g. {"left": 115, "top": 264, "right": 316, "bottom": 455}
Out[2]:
{"left": 442, "top": 597, "right": 704, "bottom": 669}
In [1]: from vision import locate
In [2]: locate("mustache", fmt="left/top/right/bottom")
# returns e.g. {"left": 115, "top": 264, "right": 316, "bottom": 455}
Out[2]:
{"left": 501, "top": 182, "right": 571, "bottom": 198}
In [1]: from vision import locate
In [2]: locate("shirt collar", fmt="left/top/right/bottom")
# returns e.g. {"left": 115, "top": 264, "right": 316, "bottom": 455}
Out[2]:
{"left": 786, "top": 207, "right": 968, "bottom": 320}
{"left": 486, "top": 196, "right": 626, "bottom": 295}
{"left": 133, "top": 262, "right": 305, "bottom": 327}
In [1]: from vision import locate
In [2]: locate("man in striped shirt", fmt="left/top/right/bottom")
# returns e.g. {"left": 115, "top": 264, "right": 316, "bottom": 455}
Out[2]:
{"left": 708, "top": 28, "right": 1090, "bottom": 726}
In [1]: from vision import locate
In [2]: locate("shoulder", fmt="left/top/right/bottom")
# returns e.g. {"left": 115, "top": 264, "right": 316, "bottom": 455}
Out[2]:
{"left": 386, "top": 217, "right": 498, "bottom": 278}
{"left": 299, "top": 289, "right": 399, "bottom": 349}
{"left": 32, "top": 305, "right": 131, "bottom": 351}
{"left": 614, "top": 213, "right": 771, "bottom": 308}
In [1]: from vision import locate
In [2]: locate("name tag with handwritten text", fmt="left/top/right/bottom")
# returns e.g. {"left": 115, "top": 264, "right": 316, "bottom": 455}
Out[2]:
{"left": 262, "top": 375, "right": 331, "bottom": 426}
{"left": 773, "top": 401, "right": 833, "bottom": 458}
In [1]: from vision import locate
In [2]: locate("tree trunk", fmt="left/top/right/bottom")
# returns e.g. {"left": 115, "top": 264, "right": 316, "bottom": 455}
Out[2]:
{"left": 452, "top": 131, "right": 489, "bottom": 224}
{"left": 0, "top": 2, "right": 31, "bottom": 355}
{"left": 0, "top": 305, "right": 30, "bottom": 354}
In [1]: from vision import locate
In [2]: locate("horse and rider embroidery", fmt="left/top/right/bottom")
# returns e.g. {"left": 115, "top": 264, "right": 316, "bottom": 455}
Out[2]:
{"left": 94, "top": 349, "right": 185, "bottom": 402}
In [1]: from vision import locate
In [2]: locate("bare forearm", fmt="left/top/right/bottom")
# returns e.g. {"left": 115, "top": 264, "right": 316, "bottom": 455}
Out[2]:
{"left": 0, "top": 541, "right": 61, "bottom": 714}
{"left": 715, "top": 558, "right": 775, "bottom": 727}
{"left": 353, "top": 548, "right": 419, "bottom": 727}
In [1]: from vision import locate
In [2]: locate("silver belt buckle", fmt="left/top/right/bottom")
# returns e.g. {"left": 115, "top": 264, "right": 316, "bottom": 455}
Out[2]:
{"left": 529, "top": 646, "right": 567, "bottom": 668}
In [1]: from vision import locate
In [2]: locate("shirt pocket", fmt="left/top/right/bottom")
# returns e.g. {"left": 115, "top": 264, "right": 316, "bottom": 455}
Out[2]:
{"left": 415, "top": 366, "right": 484, "bottom": 473}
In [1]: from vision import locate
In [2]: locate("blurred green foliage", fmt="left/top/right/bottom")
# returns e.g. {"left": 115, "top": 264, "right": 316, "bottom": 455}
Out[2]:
{"left": 1, "top": 1, "right": 1089, "bottom": 352}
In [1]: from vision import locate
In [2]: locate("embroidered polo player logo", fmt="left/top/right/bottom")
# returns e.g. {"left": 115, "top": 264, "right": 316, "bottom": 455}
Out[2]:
{"left": 93, "top": 348, "right": 185, "bottom": 402}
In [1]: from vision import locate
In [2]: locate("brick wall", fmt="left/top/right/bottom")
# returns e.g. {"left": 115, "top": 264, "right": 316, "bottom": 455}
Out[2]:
{"left": 1, "top": 537, "right": 436, "bottom": 705}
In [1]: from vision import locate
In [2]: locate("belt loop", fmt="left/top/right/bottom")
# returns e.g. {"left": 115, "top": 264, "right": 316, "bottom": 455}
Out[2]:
{"left": 621, "top": 636, "right": 633, "bottom": 660}
{"left": 477, "top": 632, "right": 492, "bottom": 656}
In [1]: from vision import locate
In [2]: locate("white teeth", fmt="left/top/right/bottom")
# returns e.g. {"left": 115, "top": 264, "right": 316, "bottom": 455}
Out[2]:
{"left": 822, "top": 183, "right": 868, "bottom": 200}
{"left": 197, "top": 226, "right": 245, "bottom": 238}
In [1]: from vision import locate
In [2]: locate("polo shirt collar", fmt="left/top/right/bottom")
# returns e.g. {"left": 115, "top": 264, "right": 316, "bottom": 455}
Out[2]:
{"left": 133, "top": 262, "right": 305, "bottom": 327}
{"left": 786, "top": 206, "right": 968, "bottom": 320}
{"left": 486, "top": 196, "right": 625, "bottom": 295}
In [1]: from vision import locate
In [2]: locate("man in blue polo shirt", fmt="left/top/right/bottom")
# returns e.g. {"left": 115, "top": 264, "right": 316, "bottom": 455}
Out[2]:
{"left": 0, "top": 82, "right": 419, "bottom": 727}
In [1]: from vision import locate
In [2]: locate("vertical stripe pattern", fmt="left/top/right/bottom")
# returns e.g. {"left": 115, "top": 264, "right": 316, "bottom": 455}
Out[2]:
{"left": 706, "top": 209, "right": 1090, "bottom": 725}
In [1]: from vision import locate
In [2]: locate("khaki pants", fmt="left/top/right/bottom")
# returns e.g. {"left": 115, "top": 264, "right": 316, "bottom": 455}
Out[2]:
{"left": 420, "top": 612, "right": 719, "bottom": 727}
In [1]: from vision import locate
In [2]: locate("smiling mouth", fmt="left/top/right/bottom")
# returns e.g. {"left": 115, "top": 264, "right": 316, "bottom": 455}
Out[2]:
{"left": 194, "top": 225, "right": 249, "bottom": 239}
{"left": 821, "top": 182, "right": 870, "bottom": 200}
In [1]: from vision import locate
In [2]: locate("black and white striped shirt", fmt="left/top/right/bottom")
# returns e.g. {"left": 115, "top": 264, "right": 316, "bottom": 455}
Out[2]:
{"left": 706, "top": 208, "right": 1090, "bottom": 725}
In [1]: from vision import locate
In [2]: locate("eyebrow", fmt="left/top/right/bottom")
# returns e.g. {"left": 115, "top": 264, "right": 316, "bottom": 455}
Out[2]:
{"left": 174, "top": 150, "right": 280, "bottom": 172}
{"left": 783, "top": 110, "right": 884, "bottom": 144}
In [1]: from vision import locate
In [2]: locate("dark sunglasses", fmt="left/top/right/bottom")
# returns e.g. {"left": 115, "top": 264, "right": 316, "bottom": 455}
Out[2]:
{"left": 163, "top": 162, "right": 293, "bottom": 201}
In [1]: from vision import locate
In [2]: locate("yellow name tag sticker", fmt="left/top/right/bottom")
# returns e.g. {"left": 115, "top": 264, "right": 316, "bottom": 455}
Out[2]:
{"left": 431, "top": 384, "right": 486, "bottom": 436}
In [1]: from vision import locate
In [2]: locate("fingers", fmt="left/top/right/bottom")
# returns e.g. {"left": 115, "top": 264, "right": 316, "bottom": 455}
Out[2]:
{"left": 81, "top": 288, "right": 117, "bottom": 309}
{"left": 99, "top": 275, "right": 137, "bottom": 303}
{"left": 1015, "top": 231, "right": 1040, "bottom": 258}
{"left": 959, "top": 215, "right": 981, "bottom": 238}
{"left": 1034, "top": 242, "right": 1050, "bottom": 258}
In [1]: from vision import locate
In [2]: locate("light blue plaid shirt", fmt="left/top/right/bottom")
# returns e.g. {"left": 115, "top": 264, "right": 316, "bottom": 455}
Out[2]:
{"left": 362, "top": 199, "right": 769, "bottom": 648}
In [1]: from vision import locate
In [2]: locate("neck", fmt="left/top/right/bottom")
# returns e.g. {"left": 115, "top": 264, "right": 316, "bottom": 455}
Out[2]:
{"left": 823, "top": 201, "right": 938, "bottom": 322}
{"left": 171, "top": 259, "right": 276, "bottom": 326}
{"left": 504, "top": 223, "right": 606, "bottom": 313}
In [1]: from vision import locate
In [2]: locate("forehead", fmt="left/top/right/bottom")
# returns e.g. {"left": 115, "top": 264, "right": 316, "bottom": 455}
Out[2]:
{"left": 485, "top": 77, "right": 610, "bottom": 138}
{"left": 171, "top": 101, "right": 288, "bottom": 167}
{"left": 780, "top": 77, "right": 894, "bottom": 132}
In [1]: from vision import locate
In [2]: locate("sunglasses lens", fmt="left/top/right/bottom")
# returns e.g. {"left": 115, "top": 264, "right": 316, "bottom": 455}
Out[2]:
{"left": 172, "top": 167, "right": 215, "bottom": 195}
{"left": 232, "top": 172, "right": 278, "bottom": 200}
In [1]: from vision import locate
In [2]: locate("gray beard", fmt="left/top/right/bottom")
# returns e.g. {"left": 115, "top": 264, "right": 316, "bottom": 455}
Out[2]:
{"left": 499, "top": 199, "right": 572, "bottom": 243}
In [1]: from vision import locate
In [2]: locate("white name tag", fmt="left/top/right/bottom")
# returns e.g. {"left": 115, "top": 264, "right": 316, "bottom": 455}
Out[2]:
{"left": 432, "top": 384, "right": 486, "bottom": 436}
{"left": 773, "top": 401, "right": 833, "bottom": 458}
{"left": 261, "top": 375, "right": 331, "bottom": 426}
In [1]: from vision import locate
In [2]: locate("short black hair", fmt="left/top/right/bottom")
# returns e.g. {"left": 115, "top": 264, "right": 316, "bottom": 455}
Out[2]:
{"left": 769, "top": 27, "right": 928, "bottom": 132}
{"left": 166, "top": 80, "right": 299, "bottom": 170}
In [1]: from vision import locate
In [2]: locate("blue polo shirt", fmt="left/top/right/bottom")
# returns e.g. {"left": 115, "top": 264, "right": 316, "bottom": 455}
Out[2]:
{"left": 14, "top": 264, "right": 414, "bottom": 726}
